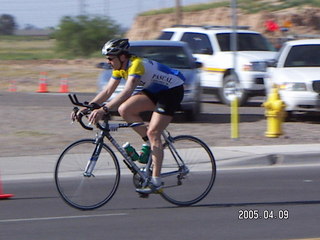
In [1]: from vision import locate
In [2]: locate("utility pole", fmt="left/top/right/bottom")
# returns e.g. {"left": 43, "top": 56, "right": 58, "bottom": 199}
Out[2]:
{"left": 79, "top": 0, "right": 86, "bottom": 16}
{"left": 230, "top": 0, "right": 239, "bottom": 139}
{"left": 175, "top": 0, "right": 182, "bottom": 25}
{"left": 104, "top": 0, "right": 109, "bottom": 17}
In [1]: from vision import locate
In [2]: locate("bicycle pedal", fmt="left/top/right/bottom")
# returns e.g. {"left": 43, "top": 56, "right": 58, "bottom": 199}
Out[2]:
{"left": 155, "top": 188, "right": 163, "bottom": 194}
{"left": 138, "top": 193, "right": 149, "bottom": 198}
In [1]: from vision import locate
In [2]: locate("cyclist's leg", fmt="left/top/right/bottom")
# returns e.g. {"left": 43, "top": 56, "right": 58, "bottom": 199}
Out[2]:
{"left": 147, "top": 86, "right": 183, "bottom": 180}
{"left": 144, "top": 86, "right": 183, "bottom": 178}
{"left": 119, "top": 93, "right": 172, "bottom": 179}
{"left": 118, "top": 93, "right": 155, "bottom": 138}
{"left": 147, "top": 112, "right": 172, "bottom": 178}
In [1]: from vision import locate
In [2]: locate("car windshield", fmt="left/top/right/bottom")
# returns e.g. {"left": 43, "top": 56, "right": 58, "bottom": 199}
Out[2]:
{"left": 284, "top": 44, "right": 320, "bottom": 67}
{"left": 129, "top": 45, "right": 192, "bottom": 69}
{"left": 217, "top": 33, "right": 275, "bottom": 51}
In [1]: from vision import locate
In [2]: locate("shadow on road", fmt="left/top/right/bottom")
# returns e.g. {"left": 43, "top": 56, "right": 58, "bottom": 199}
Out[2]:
{"left": 173, "top": 113, "right": 264, "bottom": 124}
{"left": 286, "top": 112, "right": 320, "bottom": 123}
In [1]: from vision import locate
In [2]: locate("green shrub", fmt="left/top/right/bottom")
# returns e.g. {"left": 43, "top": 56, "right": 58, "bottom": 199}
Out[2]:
{"left": 54, "top": 15, "right": 123, "bottom": 57}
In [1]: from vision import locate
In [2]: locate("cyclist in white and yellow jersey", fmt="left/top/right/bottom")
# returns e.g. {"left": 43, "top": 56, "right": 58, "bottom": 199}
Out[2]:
{"left": 87, "top": 39, "right": 185, "bottom": 194}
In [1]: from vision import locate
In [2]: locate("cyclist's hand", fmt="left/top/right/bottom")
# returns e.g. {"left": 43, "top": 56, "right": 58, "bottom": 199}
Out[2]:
{"left": 88, "top": 109, "right": 106, "bottom": 125}
{"left": 70, "top": 107, "right": 88, "bottom": 122}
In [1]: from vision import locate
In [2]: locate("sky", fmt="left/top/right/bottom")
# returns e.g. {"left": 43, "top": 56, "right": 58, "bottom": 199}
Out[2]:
{"left": 0, "top": 0, "right": 217, "bottom": 29}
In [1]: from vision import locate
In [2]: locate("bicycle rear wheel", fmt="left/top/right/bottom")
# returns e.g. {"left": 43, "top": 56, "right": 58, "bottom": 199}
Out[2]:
{"left": 161, "top": 135, "right": 216, "bottom": 206}
{"left": 55, "top": 139, "right": 120, "bottom": 210}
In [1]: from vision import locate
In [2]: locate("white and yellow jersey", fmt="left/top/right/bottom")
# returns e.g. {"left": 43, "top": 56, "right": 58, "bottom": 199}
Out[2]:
{"left": 111, "top": 56, "right": 185, "bottom": 93}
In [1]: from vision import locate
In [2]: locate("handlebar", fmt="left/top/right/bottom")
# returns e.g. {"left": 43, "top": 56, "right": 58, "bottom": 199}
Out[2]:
{"left": 69, "top": 94, "right": 102, "bottom": 109}
{"left": 69, "top": 94, "right": 144, "bottom": 132}
{"left": 69, "top": 94, "right": 104, "bottom": 131}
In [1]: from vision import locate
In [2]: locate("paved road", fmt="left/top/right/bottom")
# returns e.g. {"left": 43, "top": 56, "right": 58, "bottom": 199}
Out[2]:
{"left": 1, "top": 164, "right": 320, "bottom": 240}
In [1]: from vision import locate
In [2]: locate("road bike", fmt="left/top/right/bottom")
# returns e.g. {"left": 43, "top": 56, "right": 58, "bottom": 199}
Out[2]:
{"left": 54, "top": 94, "right": 216, "bottom": 210}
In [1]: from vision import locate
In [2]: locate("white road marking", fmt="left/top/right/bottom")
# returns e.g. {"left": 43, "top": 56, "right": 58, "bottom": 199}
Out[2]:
{"left": 0, "top": 213, "right": 127, "bottom": 223}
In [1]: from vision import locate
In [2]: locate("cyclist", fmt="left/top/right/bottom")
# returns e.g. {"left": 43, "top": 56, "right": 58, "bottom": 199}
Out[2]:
{"left": 74, "top": 38, "right": 185, "bottom": 194}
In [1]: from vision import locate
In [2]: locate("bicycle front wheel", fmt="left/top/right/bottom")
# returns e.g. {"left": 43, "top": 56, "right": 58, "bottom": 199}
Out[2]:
{"left": 161, "top": 135, "right": 216, "bottom": 206}
{"left": 55, "top": 139, "right": 120, "bottom": 210}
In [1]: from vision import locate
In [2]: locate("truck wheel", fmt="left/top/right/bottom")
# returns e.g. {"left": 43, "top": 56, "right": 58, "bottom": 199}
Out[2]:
{"left": 218, "top": 75, "right": 248, "bottom": 106}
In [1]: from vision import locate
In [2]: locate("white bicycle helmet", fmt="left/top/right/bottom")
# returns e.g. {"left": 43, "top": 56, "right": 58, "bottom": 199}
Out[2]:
{"left": 102, "top": 38, "right": 130, "bottom": 56}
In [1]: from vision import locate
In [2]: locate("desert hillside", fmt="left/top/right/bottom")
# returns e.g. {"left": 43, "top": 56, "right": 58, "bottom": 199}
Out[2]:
{"left": 126, "top": 6, "right": 320, "bottom": 40}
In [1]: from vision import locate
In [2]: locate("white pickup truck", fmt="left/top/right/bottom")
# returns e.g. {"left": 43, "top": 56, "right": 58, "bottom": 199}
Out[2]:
{"left": 158, "top": 25, "right": 277, "bottom": 105}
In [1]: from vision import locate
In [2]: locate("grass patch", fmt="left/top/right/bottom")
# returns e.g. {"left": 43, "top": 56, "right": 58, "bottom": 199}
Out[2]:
{"left": 139, "top": 2, "right": 230, "bottom": 16}
{"left": 239, "top": 0, "right": 320, "bottom": 13}
{"left": 0, "top": 37, "right": 58, "bottom": 60}
{"left": 140, "top": 0, "right": 320, "bottom": 16}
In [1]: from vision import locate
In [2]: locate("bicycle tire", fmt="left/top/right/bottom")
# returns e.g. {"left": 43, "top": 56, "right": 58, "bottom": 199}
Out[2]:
{"left": 55, "top": 139, "right": 120, "bottom": 210}
{"left": 160, "top": 135, "right": 216, "bottom": 206}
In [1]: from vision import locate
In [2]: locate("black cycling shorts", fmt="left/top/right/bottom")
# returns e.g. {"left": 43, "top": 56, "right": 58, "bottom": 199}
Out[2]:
{"left": 142, "top": 85, "right": 184, "bottom": 116}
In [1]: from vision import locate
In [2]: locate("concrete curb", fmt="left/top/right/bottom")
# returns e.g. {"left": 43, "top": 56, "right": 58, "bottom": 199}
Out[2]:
{"left": 1, "top": 144, "right": 320, "bottom": 181}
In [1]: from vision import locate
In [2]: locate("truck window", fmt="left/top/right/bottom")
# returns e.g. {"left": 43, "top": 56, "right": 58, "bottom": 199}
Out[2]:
{"left": 180, "top": 32, "right": 213, "bottom": 55}
{"left": 217, "top": 33, "right": 275, "bottom": 51}
{"left": 158, "top": 31, "right": 174, "bottom": 40}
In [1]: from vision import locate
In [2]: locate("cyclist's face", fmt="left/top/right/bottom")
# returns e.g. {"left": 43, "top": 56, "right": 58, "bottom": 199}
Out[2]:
{"left": 106, "top": 56, "right": 121, "bottom": 70}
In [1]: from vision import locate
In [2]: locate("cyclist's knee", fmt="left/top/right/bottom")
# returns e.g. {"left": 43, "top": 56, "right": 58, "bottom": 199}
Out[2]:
{"left": 147, "top": 128, "right": 161, "bottom": 142}
{"left": 118, "top": 104, "right": 126, "bottom": 117}
{"left": 118, "top": 103, "right": 132, "bottom": 118}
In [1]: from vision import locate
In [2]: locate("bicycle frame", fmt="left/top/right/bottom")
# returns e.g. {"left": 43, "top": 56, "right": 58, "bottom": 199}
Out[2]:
{"left": 160, "top": 130, "right": 190, "bottom": 179}
{"left": 83, "top": 122, "right": 189, "bottom": 188}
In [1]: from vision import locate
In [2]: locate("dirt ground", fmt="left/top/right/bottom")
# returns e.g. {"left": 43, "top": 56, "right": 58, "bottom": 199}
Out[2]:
{"left": 1, "top": 91, "right": 320, "bottom": 158}
{"left": 0, "top": 59, "right": 104, "bottom": 93}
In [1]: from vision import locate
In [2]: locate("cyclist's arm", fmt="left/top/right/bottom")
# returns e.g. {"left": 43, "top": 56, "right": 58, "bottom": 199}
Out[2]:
{"left": 90, "top": 77, "right": 120, "bottom": 105}
{"left": 71, "top": 77, "right": 119, "bottom": 121}
{"left": 105, "top": 75, "right": 140, "bottom": 111}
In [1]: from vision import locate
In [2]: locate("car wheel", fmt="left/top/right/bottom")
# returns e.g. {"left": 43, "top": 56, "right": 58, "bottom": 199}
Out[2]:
{"left": 184, "top": 85, "right": 202, "bottom": 121}
{"left": 218, "top": 75, "right": 248, "bottom": 106}
{"left": 284, "top": 111, "right": 293, "bottom": 122}
{"left": 184, "top": 101, "right": 201, "bottom": 121}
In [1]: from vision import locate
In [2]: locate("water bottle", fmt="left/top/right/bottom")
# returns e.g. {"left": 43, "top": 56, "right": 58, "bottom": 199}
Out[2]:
{"left": 139, "top": 144, "right": 151, "bottom": 164}
{"left": 123, "top": 142, "right": 139, "bottom": 161}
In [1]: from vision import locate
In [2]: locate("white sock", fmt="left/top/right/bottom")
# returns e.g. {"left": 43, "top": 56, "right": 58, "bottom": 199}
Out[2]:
{"left": 151, "top": 177, "right": 161, "bottom": 187}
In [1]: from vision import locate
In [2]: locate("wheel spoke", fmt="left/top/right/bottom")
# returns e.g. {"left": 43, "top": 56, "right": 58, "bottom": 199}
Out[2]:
{"left": 55, "top": 139, "right": 120, "bottom": 210}
{"left": 160, "top": 135, "right": 216, "bottom": 206}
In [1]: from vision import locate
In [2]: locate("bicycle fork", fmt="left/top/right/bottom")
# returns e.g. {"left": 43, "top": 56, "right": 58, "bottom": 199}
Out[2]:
{"left": 83, "top": 135, "right": 104, "bottom": 177}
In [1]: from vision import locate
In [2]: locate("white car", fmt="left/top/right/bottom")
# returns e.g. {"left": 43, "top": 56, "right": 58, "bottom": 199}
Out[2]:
{"left": 266, "top": 39, "right": 320, "bottom": 115}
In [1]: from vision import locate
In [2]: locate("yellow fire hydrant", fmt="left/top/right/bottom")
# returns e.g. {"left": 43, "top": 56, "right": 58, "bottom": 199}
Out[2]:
{"left": 262, "top": 86, "right": 286, "bottom": 138}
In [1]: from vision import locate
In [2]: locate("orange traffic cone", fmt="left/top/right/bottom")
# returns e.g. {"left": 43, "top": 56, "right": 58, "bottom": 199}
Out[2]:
{"left": 8, "top": 80, "right": 17, "bottom": 92}
{"left": 0, "top": 172, "right": 14, "bottom": 199}
{"left": 37, "top": 72, "right": 48, "bottom": 93}
{"left": 59, "top": 74, "right": 69, "bottom": 93}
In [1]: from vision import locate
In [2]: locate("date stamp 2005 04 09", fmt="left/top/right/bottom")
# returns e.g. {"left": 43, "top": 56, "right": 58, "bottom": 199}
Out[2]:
{"left": 238, "top": 209, "right": 289, "bottom": 220}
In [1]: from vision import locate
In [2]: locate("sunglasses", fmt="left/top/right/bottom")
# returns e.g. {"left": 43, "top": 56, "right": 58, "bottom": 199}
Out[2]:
{"left": 106, "top": 56, "right": 117, "bottom": 61}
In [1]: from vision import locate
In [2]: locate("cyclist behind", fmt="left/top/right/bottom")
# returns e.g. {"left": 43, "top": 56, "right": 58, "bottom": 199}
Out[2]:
{"left": 75, "top": 38, "right": 185, "bottom": 194}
